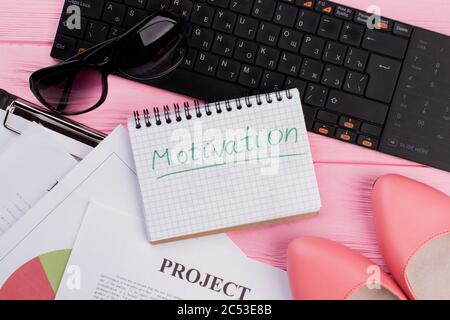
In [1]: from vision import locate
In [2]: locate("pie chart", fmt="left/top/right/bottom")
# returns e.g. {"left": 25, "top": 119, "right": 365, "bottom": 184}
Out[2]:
{"left": 0, "top": 249, "right": 71, "bottom": 300}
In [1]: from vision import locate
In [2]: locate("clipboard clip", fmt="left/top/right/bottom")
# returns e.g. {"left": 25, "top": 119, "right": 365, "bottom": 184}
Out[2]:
{"left": 2, "top": 97, "right": 106, "bottom": 147}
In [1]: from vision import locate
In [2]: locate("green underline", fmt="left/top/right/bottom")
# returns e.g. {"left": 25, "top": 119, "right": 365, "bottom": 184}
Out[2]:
{"left": 156, "top": 153, "right": 306, "bottom": 180}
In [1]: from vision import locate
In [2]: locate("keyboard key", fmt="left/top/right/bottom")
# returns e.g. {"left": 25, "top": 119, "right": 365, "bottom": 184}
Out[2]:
{"left": 216, "top": 58, "right": 241, "bottom": 82}
{"left": 169, "top": 0, "right": 194, "bottom": 20}
{"left": 340, "top": 22, "right": 364, "bottom": 46}
{"left": 125, "top": 0, "right": 147, "bottom": 9}
{"left": 229, "top": 0, "right": 253, "bottom": 14}
{"left": 300, "top": 35, "right": 325, "bottom": 59}
{"left": 304, "top": 84, "right": 328, "bottom": 107}
{"left": 123, "top": 7, "right": 147, "bottom": 28}
{"left": 273, "top": 3, "right": 298, "bottom": 27}
{"left": 64, "top": 0, "right": 104, "bottom": 19}
{"left": 344, "top": 47, "right": 368, "bottom": 72}
{"left": 297, "top": 0, "right": 315, "bottom": 9}
{"left": 278, "top": 52, "right": 302, "bottom": 76}
{"left": 260, "top": 71, "right": 285, "bottom": 92}
{"left": 321, "top": 65, "right": 345, "bottom": 88}
{"left": 343, "top": 71, "right": 368, "bottom": 96}
{"left": 278, "top": 28, "right": 303, "bottom": 53}
{"left": 376, "top": 18, "right": 393, "bottom": 32}
{"left": 336, "top": 128, "right": 357, "bottom": 142}
{"left": 212, "top": 33, "right": 236, "bottom": 57}
{"left": 234, "top": 15, "right": 259, "bottom": 40}
{"left": 315, "top": 0, "right": 334, "bottom": 14}
{"left": 314, "top": 122, "right": 335, "bottom": 137}
{"left": 317, "top": 110, "right": 338, "bottom": 124}
{"left": 51, "top": 34, "right": 77, "bottom": 60}
{"left": 317, "top": 16, "right": 342, "bottom": 40}
{"left": 284, "top": 77, "right": 307, "bottom": 96}
{"left": 393, "top": 23, "right": 412, "bottom": 38}
{"left": 353, "top": 11, "right": 371, "bottom": 25}
{"left": 207, "top": 0, "right": 229, "bottom": 8}
{"left": 59, "top": 15, "right": 88, "bottom": 39}
{"left": 238, "top": 65, "right": 263, "bottom": 88}
{"left": 148, "top": 0, "right": 170, "bottom": 11}
{"left": 195, "top": 52, "right": 219, "bottom": 76}
{"left": 361, "top": 123, "right": 382, "bottom": 137}
{"left": 191, "top": 3, "right": 215, "bottom": 27}
{"left": 255, "top": 45, "right": 280, "bottom": 70}
{"left": 109, "top": 26, "right": 127, "bottom": 38}
{"left": 103, "top": 2, "right": 126, "bottom": 26}
{"left": 326, "top": 90, "right": 389, "bottom": 124}
{"left": 334, "top": 5, "right": 354, "bottom": 20}
{"left": 296, "top": 9, "right": 320, "bottom": 34}
{"left": 190, "top": 26, "right": 214, "bottom": 51}
{"left": 256, "top": 22, "right": 280, "bottom": 46}
{"left": 300, "top": 58, "right": 323, "bottom": 82}
{"left": 234, "top": 39, "right": 258, "bottom": 63}
{"left": 362, "top": 29, "right": 408, "bottom": 59}
{"left": 357, "top": 135, "right": 378, "bottom": 149}
{"left": 86, "top": 21, "right": 109, "bottom": 43}
{"left": 339, "top": 116, "right": 361, "bottom": 130}
{"left": 212, "top": 9, "right": 237, "bottom": 34}
{"left": 75, "top": 40, "right": 94, "bottom": 55}
{"left": 354, "top": 11, "right": 391, "bottom": 31}
{"left": 180, "top": 49, "right": 198, "bottom": 70}
{"left": 366, "top": 54, "right": 402, "bottom": 103}
{"left": 323, "top": 41, "right": 347, "bottom": 65}
{"left": 252, "top": 0, "right": 277, "bottom": 21}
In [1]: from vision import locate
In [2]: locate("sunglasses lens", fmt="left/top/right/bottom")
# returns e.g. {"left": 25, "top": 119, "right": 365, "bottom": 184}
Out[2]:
{"left": 36, "top": 66, "right": 104, "bottom": 115}
{"left": 117, "top": 16, "right": 186, "bottom": 80}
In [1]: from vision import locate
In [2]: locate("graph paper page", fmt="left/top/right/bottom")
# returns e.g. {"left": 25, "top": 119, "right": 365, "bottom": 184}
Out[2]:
{"left": 128, "top": 89, "right": 321, "bottom": 242}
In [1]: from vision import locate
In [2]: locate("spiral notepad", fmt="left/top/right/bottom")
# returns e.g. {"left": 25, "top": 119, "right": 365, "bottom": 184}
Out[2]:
{"left": 128, "top": 89, "right": 321, "bottom": 243}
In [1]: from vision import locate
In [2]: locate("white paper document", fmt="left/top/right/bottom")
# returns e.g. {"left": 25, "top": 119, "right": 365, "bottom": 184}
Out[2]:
{"left": 0, "top": 126, "right": 140, "bottom": 299}
{"left": 0, "top": 125, "right": 77, "bottom": 237}
{"left": 56, "top": 203, "right": 291, "bottom": 300}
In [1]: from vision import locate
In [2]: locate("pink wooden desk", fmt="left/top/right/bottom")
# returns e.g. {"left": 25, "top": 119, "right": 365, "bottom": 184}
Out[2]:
{"left": 1, "top": 0, "right": 449, "bottom": 271}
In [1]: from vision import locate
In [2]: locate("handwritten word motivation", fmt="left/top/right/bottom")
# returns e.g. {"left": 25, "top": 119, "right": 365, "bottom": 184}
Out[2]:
{"left": 151, "top": 126, "right": 302, "bottom": 178}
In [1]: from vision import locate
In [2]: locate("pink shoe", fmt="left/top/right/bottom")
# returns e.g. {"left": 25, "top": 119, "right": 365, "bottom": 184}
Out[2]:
{"left": 287, "top": 236, "right": 407, "bottom": 300}
{"left": 373, "top": 174, "right": 450, "bottom": 300}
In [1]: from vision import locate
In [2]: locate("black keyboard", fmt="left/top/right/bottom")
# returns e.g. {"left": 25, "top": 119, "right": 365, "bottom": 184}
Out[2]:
{"left": 51, "top": 0, "right": 450, "bottom": 172}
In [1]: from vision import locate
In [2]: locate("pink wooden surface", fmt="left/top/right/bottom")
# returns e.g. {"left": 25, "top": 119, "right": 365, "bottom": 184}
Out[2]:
{"left": 1, "top": 0, "right": 450, "bottom": 271}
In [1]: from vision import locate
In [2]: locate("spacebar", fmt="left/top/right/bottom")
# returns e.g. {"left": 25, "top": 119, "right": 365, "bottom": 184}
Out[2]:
{"left": 326, "top": 90, "right": 389, "bottom": 125}
{"left": 145, "top": 69, "right": 250, "bottom": 102}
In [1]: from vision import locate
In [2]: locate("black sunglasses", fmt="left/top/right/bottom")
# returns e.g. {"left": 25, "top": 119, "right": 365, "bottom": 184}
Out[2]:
{"left": 30, "top": 11, "right": 187, "bottom": 116}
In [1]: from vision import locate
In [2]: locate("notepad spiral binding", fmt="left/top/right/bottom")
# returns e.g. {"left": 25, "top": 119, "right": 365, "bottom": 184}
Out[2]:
{"left": 132, "top": 90, "right": 293, "bottom": 129}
